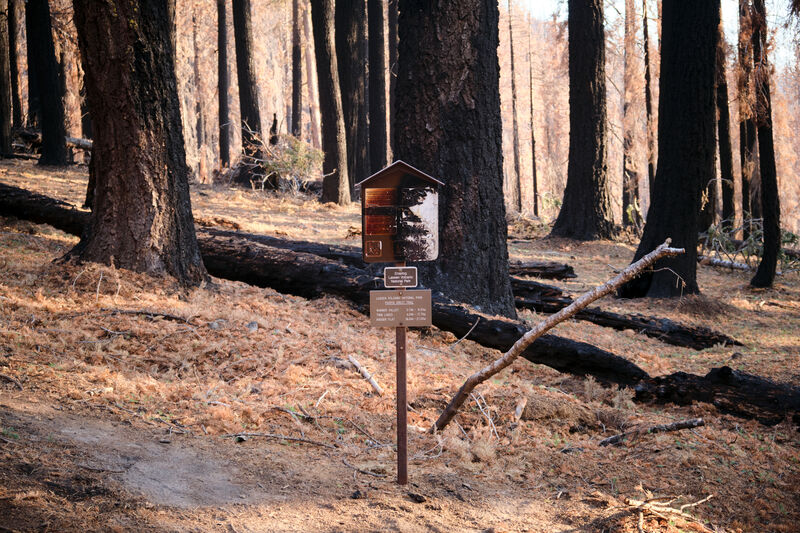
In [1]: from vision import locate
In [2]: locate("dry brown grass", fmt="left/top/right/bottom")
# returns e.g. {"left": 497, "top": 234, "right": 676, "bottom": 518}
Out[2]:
{"left": 1, "top": 160, "right": 799, "bottom": 532}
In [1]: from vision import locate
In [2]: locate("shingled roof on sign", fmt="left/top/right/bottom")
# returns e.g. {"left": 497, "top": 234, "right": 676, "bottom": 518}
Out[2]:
{"left": 356, "top": 160, "right": 444, "bottom": 189}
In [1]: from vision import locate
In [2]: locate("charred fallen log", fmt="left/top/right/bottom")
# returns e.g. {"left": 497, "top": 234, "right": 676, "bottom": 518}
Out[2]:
{"left": 509, "top": 260, "right": 576, "bottom": 279}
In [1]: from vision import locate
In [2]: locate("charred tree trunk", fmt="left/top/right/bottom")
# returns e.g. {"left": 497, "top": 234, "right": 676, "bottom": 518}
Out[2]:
{"left": 310, "top": 0, "right": 350, "bottom": 205}
{"left": 23, "top": 0, "right": 37, "bottom": 127}
{"left": 303, "top": 6, "right": 321, "bottom": 149}
{"left": 738, "top": 0, "right": 758, "bottom": 234}
{"left": 642, "top": 0, "right": 656, "bottom": 197}
{"left": 618, "top": 0, "right": 718, "bottom": 298}
{"left": 749, "top": 0, "right": 779, "bottom": 288}
{"left": 622, "top": 0, "right": 640, "bottom": 228}
{"left": 26, "top": 0, "right": 66, "bottom": 165}
{"left": 550, "top": 0, "right": 615, "bottom": 240}
{"left": 387, "top": 0, "right": 397, "bottom": 157}
{"left": 218, "top": 0, "right": 230, "bottom": 167}
{"left": 716, "top": 16, "right": 735, "bottom": 228}
{"left": 291, "top": 0, "right": 302, "bottom": 138}
{"left": 191, "top": 9, "right": 206, "bottom": 182}
{"left": 507, "top": 0, "right": 522, "bottom": 213}
{"left": 367, "top": 0, "right": 387, "bottom": 172}
{"left": 527, "top": 16, "right": 539, "bottom": 217}
{"left": 232, "top": 0, "right": 262, "bottom": 158}
{"left": 335, "top": 0, "right": 369, "bottom": 192}
{"left": 0, "top": 1, "right": 11, "bottom": 156}
{"left": 7, "top": 0, "right": 21, "bottom": 129}
{"left": 70, "top": 0, "right": 207, "bottom": 286}
{"left": 395, "top": 0, "right": 516, "bottom": 318}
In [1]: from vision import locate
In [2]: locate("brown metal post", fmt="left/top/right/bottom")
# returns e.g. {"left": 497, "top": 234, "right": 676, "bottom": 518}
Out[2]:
{"left": 395, "top": 261, "right": 408, "bottom": 485}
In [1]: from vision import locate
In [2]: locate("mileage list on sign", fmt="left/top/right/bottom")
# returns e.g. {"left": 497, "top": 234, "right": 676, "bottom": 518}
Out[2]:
{"left": 369, "top": 290, "right": 432, "bottom": 328}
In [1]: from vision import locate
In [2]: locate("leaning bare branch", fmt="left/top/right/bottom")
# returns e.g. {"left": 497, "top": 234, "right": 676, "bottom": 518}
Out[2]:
{"left": 347, "top": 354, "right": 383, "bottom": 396}
{"left": 431, "top": 240, "right": 685, "bottom": 433}
{"left": 599, "top": 418, "right": 705, "bottom": 446}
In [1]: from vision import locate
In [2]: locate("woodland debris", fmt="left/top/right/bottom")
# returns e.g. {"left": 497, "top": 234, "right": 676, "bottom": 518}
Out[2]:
{"left": 430, "top": 241, "right": 685, "bottom": 432}
{"left": 599, "top": 418, "right": 705, "bottom": 446}
{"left": 221, "top": 432, "right": 336, "bottom": 449}
{"left": 0, "top": 373, "right": 23, "bottom": 389}
{"left": 347, "top": 355, "right": 383, "bottom": 396}
{"left": 622, "top": 493, "right": 715, "bottom": 532}
{"left": 508, "top": 260, "right": 576, "bottom": 279}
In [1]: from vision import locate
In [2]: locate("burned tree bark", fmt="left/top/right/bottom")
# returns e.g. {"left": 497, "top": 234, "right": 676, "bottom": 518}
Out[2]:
{"left": 527, "top": 15, "right": 539, "bottom": 217}
{"left": 550, "top": 0, "right": 615, "bottom": 240}
{"left": 0, "top": 0, "right": 11, "bottom": 156}
{"left": 394, "top": 0, "right": 516, "bottom": 318}
{"left": 218, "top": 0, "right": 230, "bottom": 167}
{"left": 26, "top": 0, "right": 67, "bottom": 165}
{"left": 232, "top": 0, "right": 262, "bottom": 157}
{"left": 7, "top": 0, "right": 21, "bottom": 128}
{"left": 310, "top": 0, "right": 350, "bottom": 205}
{"left": 291, "top": 0, "right": 302, "bottom": 138}
{"left": 738, "top": 0, "right": 758, "bottom": 232}
{"left": 622, "top": 0, "right": 641, "bottom": 228}
{"left": 716, "top": 16, "right": 735, "bottom": 227}
{"left": 70, "top": 0, "right": 207, "bottom": 286}
{"left": 642, "top": 0, "right": 656, "bottom": 196}
{"left": 618, "top": 0, "right": 718, "bottom": 298}
{"left": 506, "top": 0, "right": 522, "bottom": 213}
{"left": 749, "top": 0, "right": 780, "bottom": 288}
{"left": 367, "top": 0, "right": 387, "bottom": 172}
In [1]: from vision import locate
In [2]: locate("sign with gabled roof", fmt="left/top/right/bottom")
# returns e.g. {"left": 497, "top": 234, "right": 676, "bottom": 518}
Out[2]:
{"left": 358, "top": 161, "right": 442, "bottom": 263}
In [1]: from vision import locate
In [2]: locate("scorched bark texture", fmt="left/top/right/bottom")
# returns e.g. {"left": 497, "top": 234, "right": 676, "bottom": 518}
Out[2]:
{"left": 393, "top": 0, "right": 515, "bottom": 318}
{"left": 70, "top": 0, "right": 207, "bottom": 286}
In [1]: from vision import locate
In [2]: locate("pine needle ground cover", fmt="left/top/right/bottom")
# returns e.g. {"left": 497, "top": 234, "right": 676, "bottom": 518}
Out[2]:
{"left": 1, "top": 160, "right": 798, "bottom": 532}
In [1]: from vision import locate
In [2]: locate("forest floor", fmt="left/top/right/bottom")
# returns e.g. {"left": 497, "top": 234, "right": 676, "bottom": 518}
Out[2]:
{"left": 1, "top": 159, "right": 799, "bottom": 532}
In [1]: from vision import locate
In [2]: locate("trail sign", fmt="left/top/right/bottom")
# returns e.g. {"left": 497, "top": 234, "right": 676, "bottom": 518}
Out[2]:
{"left": 358, "top": 160, "right": 443, "bottom": 264}
{"left": 384, "top": 266, "right": 418, "bottom": 288}
{"left": 370, "top": 289, "right": 431, "bottom": 327}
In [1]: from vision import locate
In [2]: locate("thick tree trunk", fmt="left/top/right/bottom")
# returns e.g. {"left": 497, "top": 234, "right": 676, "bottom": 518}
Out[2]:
{"left": 367, "top": 0, "right": 387, "bottom": 172}
{"left": 335, "top": 0, "right": 369, "bottom": 192}
{"left": 527, "top": 16, "right": 538, "bottom": 217}
{"left": 218, "top": 0, "right": 230, "bottom": 167}
{"left": 7, "top": 0, "right": 20, "bottom": 128}
{"left": 749, "top": 0, "right": 780, "bottom": 288}
{"left": 622, "top": 0, "right": 640, "bottom": 228}
{"left": 716, "top": 16, "right": 735, "bottom": 228}
{"left": 232, "top": 0, "right": 262, "bottom": 157}
{"left": 26, "top": 0, "right": 67, "bottom": 166}
{"left": 738, "top": 0, "right": 758, "bottom": 234}
{"left": 642, "top": 0, "right": 656, "bottom": 199}
{"left": 394, "top": 0, "right": 516, "bottom": 318}
{"left": 291, "top": 0, "right": 302, "bottom": 138}
{"left": 310, "top": 0, "right": 350, "bottom": 205}
{"left": 0, "top": 1, "right": 11, "bottom": 156}
{"left": 387, "top": 0, "right": 397, "bottom": 157}
{"left": 550, "top": 0, "right": 615, "bottom": 240}
{"left": 506, "top": 0, "right": 522, "bottom": 213}
{"left": 618, "top": 1, "right": 718, "bottom": 298}
{"left": 70, "top": 0, "right": 207, "bottom": 286}
{"left": 23, "top": 0, "right": 37, "bottom": 127}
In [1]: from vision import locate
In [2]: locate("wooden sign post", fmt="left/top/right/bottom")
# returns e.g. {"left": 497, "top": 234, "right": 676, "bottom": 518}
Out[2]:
{"left": 358, "top": 161, "right": 441, "bottom": 485}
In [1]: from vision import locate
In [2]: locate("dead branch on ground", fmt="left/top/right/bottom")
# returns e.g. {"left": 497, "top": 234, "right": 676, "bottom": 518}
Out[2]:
{"left": 599, "top": 418, "right": 705, "bottom": 446}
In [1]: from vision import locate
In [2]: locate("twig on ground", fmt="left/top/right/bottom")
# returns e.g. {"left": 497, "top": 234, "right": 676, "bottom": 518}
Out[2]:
{"left": 347, "top": 355, "right": 383, "bottom": 396}
{"left": 0, "top": 373, "right": 23, "bottom": 389}
{"left": 432, "top": 240, "right": 684, "bottom": 432}
{"left": 341, "top": 458, "right": 386, "bottom": 478}
{"left": 450, "top": 317, "right": 480, "bottom": 350}
{"left": 471, "top": 392, "right": 498, "bottom": 439}
{"left": 222, "top": 432, "right": 336, "bottom": 449}
{"left": 101, "top": 308, "right": 195, "bottom": 325}
{"left": 623, "top": 493, "right": 715, "bottom": 531}
{"left": 599, "top": 418, "right": 705, "bottom": 447}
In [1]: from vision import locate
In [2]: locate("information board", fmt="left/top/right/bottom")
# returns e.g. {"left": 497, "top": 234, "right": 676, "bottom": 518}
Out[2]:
{"left": 384, "top": 267, "right": 418, "bottom": 288}
{"left": 369, "top": 290, "right": 432, "bottom": 327}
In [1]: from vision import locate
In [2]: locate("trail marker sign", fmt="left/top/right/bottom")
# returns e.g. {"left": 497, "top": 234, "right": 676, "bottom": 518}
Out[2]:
{"left": 357, "top": 160, "right": 442, "bottom": 486}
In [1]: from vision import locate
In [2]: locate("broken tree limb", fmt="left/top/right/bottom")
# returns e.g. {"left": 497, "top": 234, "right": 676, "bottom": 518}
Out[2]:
{"left": 431, "top": 241, "right": 685, "bottom": 433}
{"left": 599, "top": 417, "right": 705, "bottom": 446}
{"left": 347, "top": 354, "right": 383, "bottom": 396}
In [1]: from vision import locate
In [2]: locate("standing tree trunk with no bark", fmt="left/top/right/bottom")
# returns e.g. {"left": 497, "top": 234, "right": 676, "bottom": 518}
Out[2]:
{"left": 26, "top": 0, "right": 66, "bottom": 166}
{"left": 749, "top": 0, "right": 780, "bottom": 288}
{"left": 527, "top": 14, "right": 539, "bottom": 217}
{"left": 310, "top": 0, "right": 350, "bottom": 205}
{"left": 367, "top": 0, "right": 387, "bottom": 172}
{"left": 550, "top": 0, "right": 615, "bottom": 240}
{"left": 291, "top": 0, "right": 302, "bottom": 138}
{"left": 618, "top": 0, "right": 718, "bottom": 298}
{"left": 70, "top": 0, "right": 207, "bottom": 286}
{"left": 232, "top": 0, "right": 262, "bottom": 157}
{"left": 394, "top": 0, "right": 515, "bottom": 318}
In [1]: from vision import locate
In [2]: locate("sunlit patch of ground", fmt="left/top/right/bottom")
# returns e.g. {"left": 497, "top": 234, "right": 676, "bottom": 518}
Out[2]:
{"left": 1, "top": 160, "right": 799, "bottom": 532}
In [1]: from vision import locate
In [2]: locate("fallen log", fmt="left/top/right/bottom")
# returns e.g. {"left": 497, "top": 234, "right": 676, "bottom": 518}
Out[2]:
{"left": 2, "top": 182, "right": 798, "bottom": 425}
{"left": 0, "top": 182, "right": 645, "bottom": 387}
{"left": 516, "top": 297, "right": 743, "bottom": 350}
{"left": 509, "top": 260, "right": 576, "bottom": 279}
{"left": 0, "top": 182, "right": 742, "bottom": 351}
